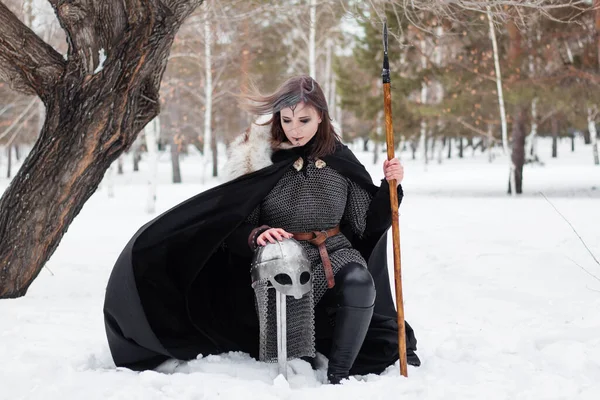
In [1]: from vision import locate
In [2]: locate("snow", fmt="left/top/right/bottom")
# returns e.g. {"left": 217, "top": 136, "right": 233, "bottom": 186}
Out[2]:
{"left": 1, "top": 138, "right": 599, "bottom": 399}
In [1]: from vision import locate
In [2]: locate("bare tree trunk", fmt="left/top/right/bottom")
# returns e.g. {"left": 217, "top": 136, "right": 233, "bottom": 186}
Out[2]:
{"left": 551, "top": 116, "right": 559, "bottom": 158}
{"left": 202, "top": 13, "right": 213, "bottom": 184}
{"left": 509, "top": 108, "right": 526, "bottom": 195}
{"left": 145, "top": 117, "right": 160, "bottom": 214}
{"left": 117, "top": 155, "right": 124, "bottom": 175}
{"left": 447, "top": 137, "right": 452, "bottom": 159}
{"left": 528, "top": 98, "right": 538, "bottom": 159}
{"left": 373, "top": 112, "right": 382, "bottom": 165}
{"left": 420, "top": 38, "right": 428, "bottom": 170}
{"left": 309, "top": 0, "right": 317, "bottom": 79}
{"left": 420, "top": 128, "right": 428, "bottom": 168}
{"left": 133, "top": 151, "right": 141, "bottom": 172}
{"left": 211, "top": 123, "right": 218, "bottom": 177}
{"left": 106, "top": 164, "right": 115, "bottom": 198}
{"left": 506, "top": 18, "right": 523, "bottom": 196}
{"left": 0, "top": 0, "right": 203, "bottom": 298}
{"left": 324, "top": 38, "right": 332, "bottom": 107}
{"left": 458, "top": 137, "right": 464, "bottom": 158}
{"left": 170, "top": 135, "right": 182, "bottom": 183}
{"left": 589, "top": 107, "right": 599, "bottom": 165}
{"left": 6, "top": 146, "right": 12, "bottom": 179}
{"left": 487, "top": 8, "right": 509, "bottom": 155}
{"left": 334, "top": 90, "right": 343, "bottom": 139}
{"left": 373, "top": 139, "right": 380, "bottom": 165}
{"left": 487, "top": 124, "right": 494, "bottom": 163}
{"left": 132, "top": 136, "right": 143, "bottom": 172}
{"left": 596, "top": 0, "right": 600, "bottom": 71}
{"left": 436, "top": 136, "right": 445, "bottom": 164}
{"left": 571, "top": 133, "right": 575, "bottom": 152}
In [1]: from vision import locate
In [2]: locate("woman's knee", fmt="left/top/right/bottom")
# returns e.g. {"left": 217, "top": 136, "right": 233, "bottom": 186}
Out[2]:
{"left": 334, "top": 262, "right": 376, "bottom": 308}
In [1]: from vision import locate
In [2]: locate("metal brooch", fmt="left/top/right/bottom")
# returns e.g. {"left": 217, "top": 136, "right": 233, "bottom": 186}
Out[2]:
{"left": 293, "top": 157, "right": 304, "bottom": 171}
{"left": 315, "top": 159, "right": 326, "bottom": 169}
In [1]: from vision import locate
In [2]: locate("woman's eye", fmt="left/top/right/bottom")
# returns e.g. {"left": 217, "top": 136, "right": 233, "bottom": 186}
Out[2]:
{"left": 282, "top": 120, "right": 290, "bottom": 124}
{"left": 301, "top": 120, "right": 310, "bottom": 124}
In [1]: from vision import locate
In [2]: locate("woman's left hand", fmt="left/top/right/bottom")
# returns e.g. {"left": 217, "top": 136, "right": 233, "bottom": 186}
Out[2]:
{"left": 383, "top": 158, "right": 404, "bottom": 186}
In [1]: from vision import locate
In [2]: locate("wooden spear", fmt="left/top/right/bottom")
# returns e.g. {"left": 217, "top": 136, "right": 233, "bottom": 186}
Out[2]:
{"left": 381, "top": 18, "right": 408, "bottom": 378}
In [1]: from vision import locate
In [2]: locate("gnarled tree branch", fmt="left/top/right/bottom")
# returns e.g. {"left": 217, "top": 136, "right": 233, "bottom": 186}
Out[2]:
{"left": 0, "top": 0, "right": 205, "bottom": 298}
{"left": 0, "top": 2, "right": 65, "bottom": 98}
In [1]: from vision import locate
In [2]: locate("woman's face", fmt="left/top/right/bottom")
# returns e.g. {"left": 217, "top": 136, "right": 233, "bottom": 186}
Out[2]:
{"left": 280, "top": 102, "right": 322, "bottom": 147}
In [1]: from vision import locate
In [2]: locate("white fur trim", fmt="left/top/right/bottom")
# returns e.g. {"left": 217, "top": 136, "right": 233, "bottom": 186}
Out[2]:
{"left": 223, "top": 121, "right": 273, "bottom": 181}
{"left": 223, "top": 114, "right": 326, "bottom": 181}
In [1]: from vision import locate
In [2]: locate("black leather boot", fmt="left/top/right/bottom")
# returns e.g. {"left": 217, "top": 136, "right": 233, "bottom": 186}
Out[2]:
{"left": 327, "top": 303, "right": 374, "bottom": 384}
{"left": 325, "top": 262, "right": 376, "bottom": 384}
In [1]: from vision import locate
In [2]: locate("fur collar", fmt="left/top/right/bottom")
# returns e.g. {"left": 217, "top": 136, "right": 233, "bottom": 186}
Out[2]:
{"left": 223, "top": 115, "right": 293, "bottom": 181}
{"left": 223, "top": 116, "right": 342, "bottom": 181}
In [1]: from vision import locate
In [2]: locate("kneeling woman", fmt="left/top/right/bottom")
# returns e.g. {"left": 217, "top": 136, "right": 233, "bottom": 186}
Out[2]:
{"left": 103, "top": 75, "right": 419, "bottom": 384}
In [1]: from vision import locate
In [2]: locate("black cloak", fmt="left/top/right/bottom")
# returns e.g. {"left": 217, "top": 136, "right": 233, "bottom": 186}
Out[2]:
{"left": 103, "top": 143, "right": 417, "bottom": 375}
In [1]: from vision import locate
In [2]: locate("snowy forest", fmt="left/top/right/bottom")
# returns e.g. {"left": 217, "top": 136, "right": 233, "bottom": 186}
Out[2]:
{"left": 2, "top": 0, "right": 599, "bottom": 188}
{"left": 1, "top": 1, "right": 600, "bottom": 399}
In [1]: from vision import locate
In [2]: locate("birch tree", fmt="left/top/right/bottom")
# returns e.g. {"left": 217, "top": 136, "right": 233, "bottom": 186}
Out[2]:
{"left": 309, "top": 0, "right": 317, "bottom": 78}
{"left": 202, "top": 10, "right": 213, "bottom": 183}
{"left": 0, "top": 0, "right": 205, "bottom": 299}
{"left": 487, "top": 8, "right": 515, "bottom": 195}
{"left": 145, "top": 117, "right": 160, "bottom": 214}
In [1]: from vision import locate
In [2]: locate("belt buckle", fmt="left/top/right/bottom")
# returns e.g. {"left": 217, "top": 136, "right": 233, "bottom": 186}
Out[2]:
{"left": 311, "top": 230, "right": 328, "bottom": 243}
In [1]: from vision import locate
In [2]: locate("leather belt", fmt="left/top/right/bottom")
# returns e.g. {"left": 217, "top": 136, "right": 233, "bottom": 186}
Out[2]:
{"left": 292, "top": 225, "right": 340, "bottom": 289}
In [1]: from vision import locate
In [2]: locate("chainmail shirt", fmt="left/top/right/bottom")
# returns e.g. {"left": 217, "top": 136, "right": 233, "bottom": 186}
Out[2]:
{"left": 248, "top": 157, "right": 374, "bottom": 303}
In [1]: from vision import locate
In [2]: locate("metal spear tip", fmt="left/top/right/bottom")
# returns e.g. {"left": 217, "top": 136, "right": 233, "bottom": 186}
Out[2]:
{"left": 382, "top": 18, "right": 388, "bottom": 53}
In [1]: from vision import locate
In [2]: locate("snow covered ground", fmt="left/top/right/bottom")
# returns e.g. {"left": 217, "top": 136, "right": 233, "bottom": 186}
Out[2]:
{"left": 1, "top": 138, "right": 599, "bottom": 400}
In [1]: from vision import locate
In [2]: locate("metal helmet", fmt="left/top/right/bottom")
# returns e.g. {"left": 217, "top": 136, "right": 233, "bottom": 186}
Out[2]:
{"left": 251, "top": 238, "right": 312, "bottom": 299}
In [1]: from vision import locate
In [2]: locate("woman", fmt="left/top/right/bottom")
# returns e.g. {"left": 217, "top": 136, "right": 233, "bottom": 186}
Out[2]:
{"left": 103, "top": 75, "right": 419, "bottom": 384}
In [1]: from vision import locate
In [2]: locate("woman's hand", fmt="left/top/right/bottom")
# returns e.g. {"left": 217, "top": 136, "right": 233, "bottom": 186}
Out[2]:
{"left": 257, "top": 227, "right": 294, "bottom": 246}
{"left": 383, "top": 158, "right": 404, "bottom": 186}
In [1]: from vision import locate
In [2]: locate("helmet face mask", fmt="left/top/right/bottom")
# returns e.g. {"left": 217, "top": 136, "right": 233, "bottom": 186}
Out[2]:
{"left": 251, "top": 239, "right": 312, "bottom": 299}
{"left": 250, "top": 238, "right": 316, "bottom": 363}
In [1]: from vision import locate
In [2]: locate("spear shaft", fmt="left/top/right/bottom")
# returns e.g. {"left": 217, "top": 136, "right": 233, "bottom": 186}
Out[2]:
{"left": 381, "top": 19, "right": 408, "bottom": 378}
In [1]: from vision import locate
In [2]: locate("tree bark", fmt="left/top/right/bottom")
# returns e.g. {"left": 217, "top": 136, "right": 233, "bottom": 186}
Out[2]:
{"left": 0, "top": 0, "right": 204, "bottom": 298}
{"left": 211, "top": 123, "right": 218, "bottom": 177}
{"left": 170, "top": 135, "right": 182, "bottom": 183}
{"left": 509, "top": 108, "right": 526, "bottom": 195}
{"left": 595, "top": 0, "right": 600, "bottom": 71}
{"left": 308, "top": 0, "right": 317, "bottom": 79}
{"left": 506, "top": 16, "right": 523, "bottom": 196}
{"left": 583, "top": 129, "right": 592, "bottom": 144}
{"left": 6, "top": 145, "right": 11, "bottom": 178}
{"left": 551, "top": 116, "right": 559, "bottom": 158}
{"left": 589, "top": 107, "right": 599, "bottom": 165}
{"left": 145, "top": 117, "right": 160, "bottom": 214}
{"left": 458, "top": 137, "right": 464, "bottom": 158}
{"left": 487, "top": 8, "right": 509, "bottom": 155}
{"left": 202, "top": 13, "right": 213, "bottom": 184}
{"left": 447, "top": 137, "right": 452, "bottom": 159}
{"left": 487, "top": 124, "right": 494, "bottom": 163}
{"left": 117, "top": 155, "right": 124, "bottom": 175}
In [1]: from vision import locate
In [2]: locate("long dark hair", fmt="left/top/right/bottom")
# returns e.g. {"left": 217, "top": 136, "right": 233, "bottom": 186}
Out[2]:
{"left": 238, "top": 75, "right": 340, "bottom": 159}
